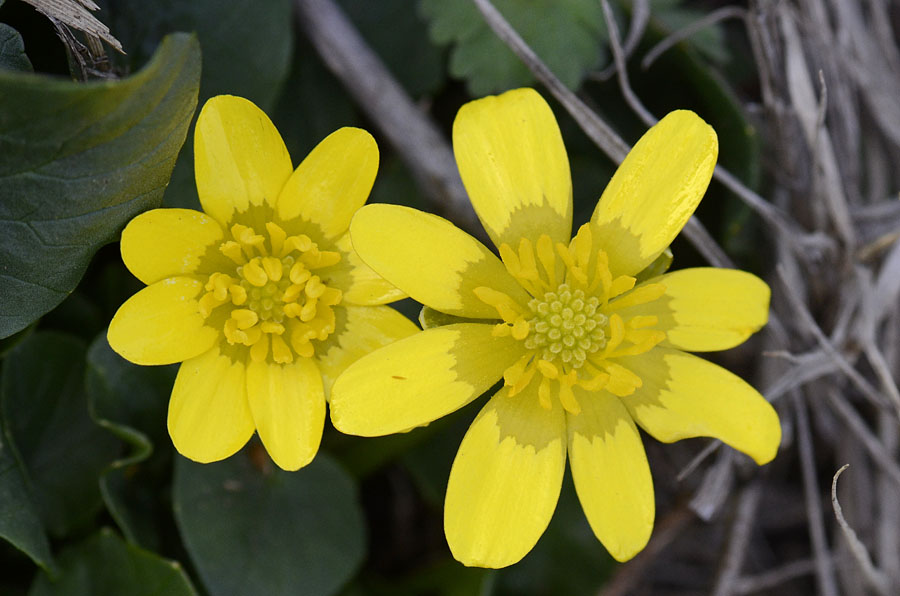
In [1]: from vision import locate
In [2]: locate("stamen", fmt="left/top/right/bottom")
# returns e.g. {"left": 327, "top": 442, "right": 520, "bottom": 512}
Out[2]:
{"left": 535, "top": 234, "right": 557, "bottom": 288}
{"left": 300, "top": 298, "right": 318, "bottom": 321}
{"left": 498, "top": 243, "right": 521, "bottom": 278}
{"left": 261, "top": 257, "right": 283, "bottom": 281}
{"left": 242, "top": 259, "right": 268, "bottom": 287}
{"left": 607, "top": 283, "right": 667, "bottom": 310}
{"left": 251, "top": 334, "right": 270, "bottom": 362}
{"left": 271, "top": 335, "right": 293, "bottom": 364}
{"left": 231, "top": 309, "right": 258, "bottom": 329}
{"left": 628, "top": 315, "right": 658, "bottom": 329}
{"left": 290, "top": 263, "right": 311, "bottom": 285}
{"left": 538, "top": 376, "right": 552, "bottom": 410}
{"left": 305, "top": 277, "right": 326, "bottom": 298}
{"left": 492, "top": 323, "right": 511, "bottom": 337}
{"left": 517, "top": 238, "right": 539, "bottom": 282}
{"left": 473, "top": 287, "right": 523, "bottom": 323}
{"left": 602, "top": 362, "right": 642, "bottom": 396}
{"left": 232, "top": 224, "right": 267, "bottom": 257}
{"left": 220, "top": 241, "right": 246, "bottom": 264}
{"left": 573, "top": 225, "right": 592, "bottom": 272}
{"left": 475, "top": 225, "right": 672, "bottom": 415}
{"left": 284, "top": 235, "right": 313, "bottom": 254}
{"left": 556, "top": 241, "right": 588, "bottom": 286}
{"left": 605, "top": 313, "right": 625, "bottom": 354}
{"left": 198, "top": 214, "right": 344, "bottom": 364}
{"left": 590, "top": 251, "right": 612, "bottom": 295}
{"left": 260, "top": 321, "right": 285, "bottom": 335}
{"left": 229, "top": 284, "right": 247, "bottom": 305}
{"left": 282, "top": 284, "right": 302, "bottom": 303}
{"left": 266, "top": 222, "right": 287, "bottom": 256}
{"left": 609, "top": 275, "right": 636, "bottom": 299}
{"left": 511, "top": 318, "right": 530, "bottom": 340}
{"left": 558, "top": 371, "right": 581, "bottom": 415}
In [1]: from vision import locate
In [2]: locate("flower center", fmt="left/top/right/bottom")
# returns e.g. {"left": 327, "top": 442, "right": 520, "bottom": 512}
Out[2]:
{"left": 474, "top": 224, "right": 667, "bottom": 415}
{"left": 198, "top": 218, "right": 342, "bottom": 364}
{"left": 523, "top": 284, "right": 607, "bottom": 369}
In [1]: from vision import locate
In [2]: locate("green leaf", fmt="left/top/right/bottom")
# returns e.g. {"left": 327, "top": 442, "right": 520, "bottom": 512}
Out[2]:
{"left": 0, "top": 23, "right": 33, "bottom": 72}
{"left": 271, "top": 37, "right": 359, "bottom": 161}
{"left": 103, "top": 0, "right": 292, "bottom": 109}
{"left": 651, "top": 0, "right": 729, "bottom": 64}
{"left": 99, "top": 0, "right": 294, "bottom": 211}
{"left": 0, "top": 433, "right": 54, "bottom": 572}
{"left": 174, "top": 451, "right": 366, "bottom": 596}
{"left": 419, "top": 0, "right": 607, "bottom": 95}
{"left": 339, "top": 0, "right": 444, "bottom": 97}
{"left": 360, "top": 558, "right": 495, "bottom": 596}
{"left": 28, "top": 528, "right": 198, "bottom": 596}
{"left": 1, "top": 332, "right": 118, "bottom": 537}
{"left": 85, "top": 335, "right": 177, "bottom": 549}
{"left": 0, "top": 323, "right": 34, "bottom": 358}
{"left": 0, "top": 33, "right": 200, "bottom": 338}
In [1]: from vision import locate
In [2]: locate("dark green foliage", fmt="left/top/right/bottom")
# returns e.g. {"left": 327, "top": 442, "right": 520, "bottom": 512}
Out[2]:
{"left": 29, "top": 529, "right": 198, "bottom": 596}
{"left": 0, "top": 34, "right": 200, "bottom": 338}
{"left": 174, "top": 452, "right": 365, "bottom": 596}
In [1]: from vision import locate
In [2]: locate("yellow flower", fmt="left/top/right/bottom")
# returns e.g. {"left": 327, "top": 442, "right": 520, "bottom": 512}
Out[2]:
{"left": 107, "top": 95, "right": 417, "bottom": 471}
{"left": 329, "top": 89, "right": 781, "bottom": 567}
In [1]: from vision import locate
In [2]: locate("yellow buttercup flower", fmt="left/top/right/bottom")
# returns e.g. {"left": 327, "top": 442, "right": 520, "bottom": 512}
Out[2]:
{"left": 330, "top": 88, "right": 781, "bottom": 567}
{"left": 108, "top": 95, "right": 417, "bottom": 471}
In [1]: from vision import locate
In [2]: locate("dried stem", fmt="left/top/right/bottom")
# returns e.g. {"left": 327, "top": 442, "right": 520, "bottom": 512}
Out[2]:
{"left": 831, "top": 465, "right": 891, "bottom": 595}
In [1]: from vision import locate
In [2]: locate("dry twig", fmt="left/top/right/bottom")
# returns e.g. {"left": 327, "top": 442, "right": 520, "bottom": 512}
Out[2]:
{"left": 831, "top": 465, "right": 891, "bottom": 596}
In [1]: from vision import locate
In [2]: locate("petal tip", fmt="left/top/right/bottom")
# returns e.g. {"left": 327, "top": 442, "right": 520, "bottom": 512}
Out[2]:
{"left": 748, "top": 403, "right": 782, "bottom": 466}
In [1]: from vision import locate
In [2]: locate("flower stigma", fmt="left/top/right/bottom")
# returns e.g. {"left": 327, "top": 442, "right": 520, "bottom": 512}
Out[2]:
{"left": 474, "top": 224, "right": 667, "bottom": 415}
{"left": 197, "top": 211, "right": 342, "bottom": 364}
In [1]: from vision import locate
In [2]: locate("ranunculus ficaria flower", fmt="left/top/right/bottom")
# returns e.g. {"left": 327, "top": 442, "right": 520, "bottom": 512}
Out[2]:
{"left": 108, "top": 95, "right": 417, "bottom": 471}
{"left": 330, "top": 88, "right": 780, "bottom": 567}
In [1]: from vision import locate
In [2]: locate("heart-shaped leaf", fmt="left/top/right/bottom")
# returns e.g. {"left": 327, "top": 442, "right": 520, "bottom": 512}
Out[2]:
{"left": 28, "top": 528, "right": 198, "bottom": 596}
{"left": 0, "top": 33, "right": 200, "bottom": 338}
{"left": 174, "top": 450, "right": 365, "bottom": 596}
{"left": 1, "top": 332, "right": 118, "bottom": 538}
{"left": 85, "top": 335, "right": 177, "bottom": 549}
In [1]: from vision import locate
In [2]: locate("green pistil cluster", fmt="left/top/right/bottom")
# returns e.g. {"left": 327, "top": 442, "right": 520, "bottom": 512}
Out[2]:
{"left": 524, "top": 284, "right": 608, "bottom": 368}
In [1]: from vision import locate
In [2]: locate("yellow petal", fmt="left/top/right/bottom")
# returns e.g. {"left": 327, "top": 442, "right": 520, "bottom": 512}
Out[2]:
{"left": 591, "top": 111, "right": 717, "bottom": 277}
{"left": 120, "top": 208, "right": 226, "bottom": 285}
{"left": 618, "top": 347, "right": 781, "bottom": 465}
{"left": 246, "top": 357, "right": 325, "bottom": 471}
{"left": 444, "top": 381, "right": 566, "bottom": 568}
{"left": 277, "top": 128, "right": 378, "bottom": 240}
{"left": 325, "top": 232, "right": 407, "bottom": 306}
{"left": 317, "top": 304, "right": 419, "bottom": 396}
{"left": 350, "top": 204, "right": 530, "bottom": 318}
{"left": 330, "top": 323, "right": 523, "bottom": 436}
{"left": 613, "top": 268, "right": 770, "bottom": 352}
{"left": 194, "top": 95, "right": 292, "bottom": 225}
{"left": 453, "top": 88, "right": 572, "bottom": 248}
{"left": 108, "top": 277, "right": 218, "bottom": 365}
{"left": 168, "top": 346, "right": 255, "bottom": 463}
{"left": 567, "top": 387, "right": 654, "bottom": 562}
